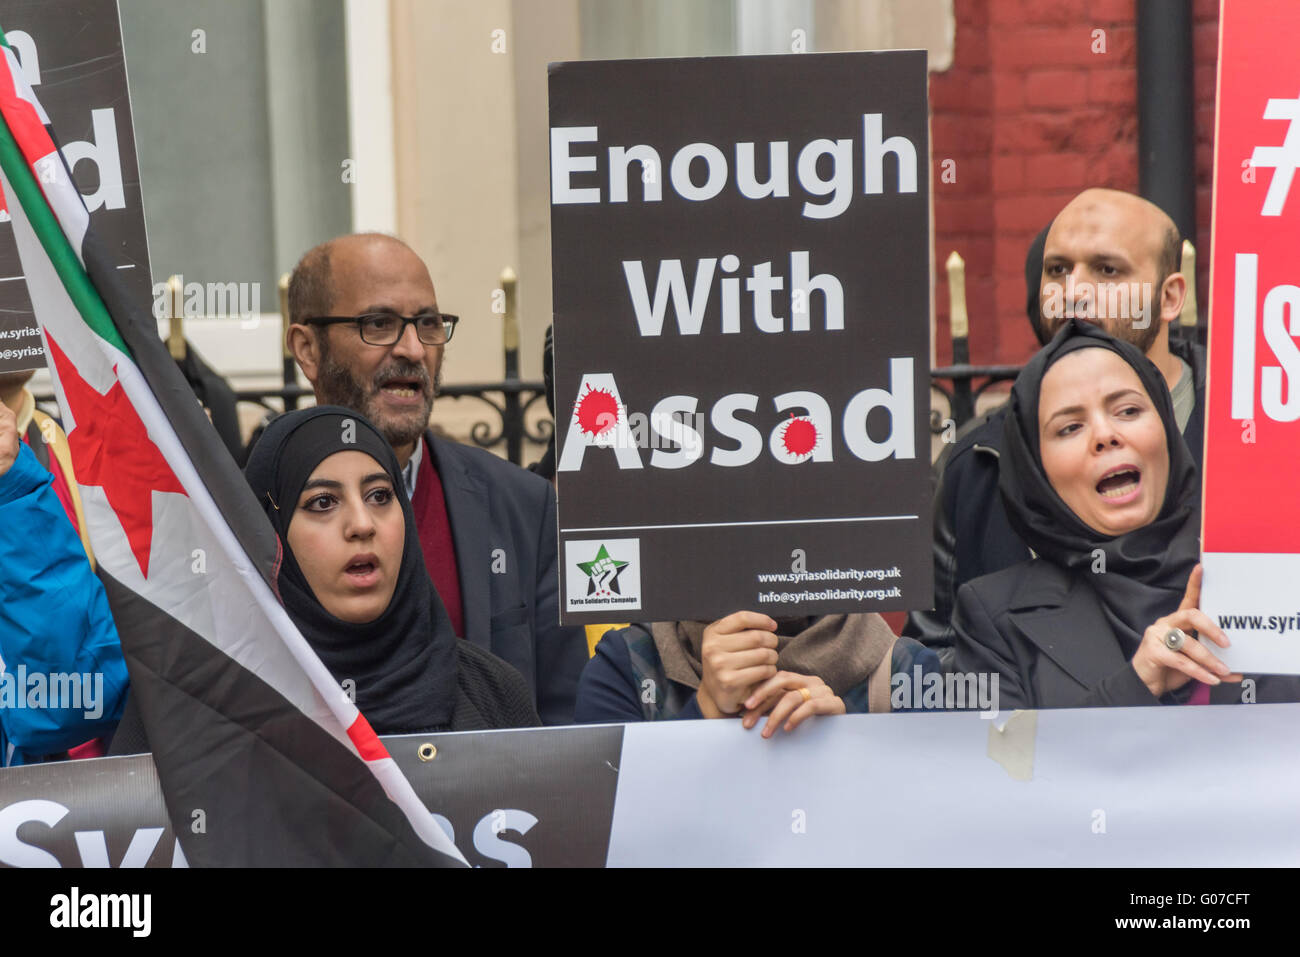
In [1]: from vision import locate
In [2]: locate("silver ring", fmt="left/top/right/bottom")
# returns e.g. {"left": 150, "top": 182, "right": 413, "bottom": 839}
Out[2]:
{"left": 1164, "top": 627, "right": 1188, "bottom": 652}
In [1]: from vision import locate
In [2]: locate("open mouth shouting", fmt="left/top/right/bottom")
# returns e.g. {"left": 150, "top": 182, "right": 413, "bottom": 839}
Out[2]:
{"left": 372, "top": 363, "right": 431, "bottom": 410}
{"left": 377, "top": 377, "right": 424, "bottom": 403}
{"left": 1095, "top": 463, "right": 1142, "bottom": 505}
{"left": 344, "top": 552, "right": 382, "bottom": 588}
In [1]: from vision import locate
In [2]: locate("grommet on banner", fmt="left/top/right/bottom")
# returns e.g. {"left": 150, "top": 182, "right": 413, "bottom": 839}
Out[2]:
{"left": 417, "top": 743, "right": 437, "bottom": 762}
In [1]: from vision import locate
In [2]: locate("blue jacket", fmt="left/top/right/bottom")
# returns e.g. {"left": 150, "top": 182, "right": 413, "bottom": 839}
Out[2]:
{"left": 0, "top": 442, "right": 127, "bottom": 765}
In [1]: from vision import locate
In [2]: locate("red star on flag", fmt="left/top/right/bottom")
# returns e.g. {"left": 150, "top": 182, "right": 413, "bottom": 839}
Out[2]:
{"left": 45, "top": 333, "right": 187, "bottom": 578}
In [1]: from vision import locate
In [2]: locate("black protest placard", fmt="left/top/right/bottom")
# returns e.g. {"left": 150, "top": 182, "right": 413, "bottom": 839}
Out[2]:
{"left": 0, "top": 0, "right": 153, "bottom": 374}
{"left": 549, "top": 51, "right": 933, "bottom": 624}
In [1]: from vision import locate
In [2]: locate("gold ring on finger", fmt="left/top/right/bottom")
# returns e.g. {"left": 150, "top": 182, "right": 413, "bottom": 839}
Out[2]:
{"left": 799, "top": 687, "right": 812, "bottom": 703}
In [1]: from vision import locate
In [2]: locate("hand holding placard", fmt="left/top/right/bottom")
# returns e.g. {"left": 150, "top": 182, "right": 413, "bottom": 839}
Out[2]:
{"left": 1131, "top": 565, "right": 1242, "bottom": 698}
{"left": 696, "top": 611, "right": 779, "bottom": 717}
{"left": 741, "top": 671, "right": 845, "bottom": 738}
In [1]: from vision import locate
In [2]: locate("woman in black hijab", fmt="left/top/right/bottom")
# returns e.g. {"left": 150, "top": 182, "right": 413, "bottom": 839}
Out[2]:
{"left": 244, "top": 406, "right": 538, "bottom": 732}
{"left": 953, "top": 318, "right": 1264, "bottom": 708}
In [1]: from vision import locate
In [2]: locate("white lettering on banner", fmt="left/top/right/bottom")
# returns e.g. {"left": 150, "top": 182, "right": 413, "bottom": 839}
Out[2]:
{"left": 649, "top": 395, "right": 702, "bottom": 469}
{"left": 472, "top": 809, "right": 537, "bottom": 868}
{"left": 608, "top": 144, "right": 663, "bottom": 202}
{"left": 0, "top": 108, "right": 126, "bottom": 225}
{"left": 1231, "top": 253, "right": 1300, "bottom": 422}
{"left": 0, "top": 795, "right": 188, "bottom": 868}
{"left": 558, "top": 373, "right": 644, "bottom": 471}
{"left": 72, "top": 827, "right": 164, "bottom": 868}
{"left": 736, "top": 141, "right": 790, "bottom": 199}
{"left": 431, "top": 809, "right": 540, "bottom": 868}
{"left": 0, "top": 799, "right": 183, "bottom": 870}
{"left": 843, "top": 358, "right": 916, "bottom": 461}
{"left": 558, "top": 364, "right": 915, "bottom": 471}
{"left": 710, "top": 393, "right": 762, "bottom": 466}
{"left": 669, "top": 142, "right": 728, "bottom": 201}
{"left": 622, "top": 258, "right": 715, "bottom": 336}
{"left": 550, "top": 126, "right": 600, "bottom": 204}
{"left": 62, "top": 108, "right": 125, "bottom": 212}
{"left": 862, "top": 112, "right": 917, "bottom": 195}
{"left": 623, "top": 251, "right": 842, "bottom": 336}
{"left": 1249, "top": 93, "right": 1300, "bottom": 216}
{"left": 7, "top": 31, "right": 41, "bottom": 86}
{"left": 0, "top": 799, "right": 66, "bottom": 867}
{"left": 551, "top": 114, "right": 917, "bottom": 216}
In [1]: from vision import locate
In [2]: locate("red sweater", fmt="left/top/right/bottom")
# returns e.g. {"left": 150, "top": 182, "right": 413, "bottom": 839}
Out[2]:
{"left": 411, "top": 444, "right": 465, "bottom": 638}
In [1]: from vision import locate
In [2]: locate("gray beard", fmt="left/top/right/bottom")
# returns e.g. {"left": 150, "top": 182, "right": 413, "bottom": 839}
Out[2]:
{"left": 315, "top": 351, "right": 439, "bottom": 450}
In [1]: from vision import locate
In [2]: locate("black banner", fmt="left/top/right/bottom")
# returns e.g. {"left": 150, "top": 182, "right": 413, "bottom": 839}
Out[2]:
{"left": 0, "top": 725, "right": 623, "bottom": 869}
{"left": 0, "top": 0, "right": 152, "bottom": 374}
{"left": 549, "top": 51, "right": 933, "bottom": 623}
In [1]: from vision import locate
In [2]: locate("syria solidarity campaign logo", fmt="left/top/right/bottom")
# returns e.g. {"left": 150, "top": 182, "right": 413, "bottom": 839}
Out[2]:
{"left": 566, "top": 539, "right": 642, "bottom": 612}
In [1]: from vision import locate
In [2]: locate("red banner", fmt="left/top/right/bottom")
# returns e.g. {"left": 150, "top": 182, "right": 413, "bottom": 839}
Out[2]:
{"left": 1201, "top": 0, "right": 1300, "bottom": 672}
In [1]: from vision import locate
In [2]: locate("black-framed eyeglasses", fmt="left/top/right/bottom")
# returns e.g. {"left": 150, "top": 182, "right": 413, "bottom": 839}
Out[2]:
{"left": 305, "top": 312, "right": 459, "bottom": 346}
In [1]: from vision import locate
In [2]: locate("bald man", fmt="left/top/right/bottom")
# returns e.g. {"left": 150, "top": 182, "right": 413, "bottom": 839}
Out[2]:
{"left": 1038, "top": 189, "right": 1194, "bottom": 418}
{"left": 905, "top": 189, "right": 1206, "bottom": 666}
{"left": 283, "top": 233, "right": 588, "bottom": 726}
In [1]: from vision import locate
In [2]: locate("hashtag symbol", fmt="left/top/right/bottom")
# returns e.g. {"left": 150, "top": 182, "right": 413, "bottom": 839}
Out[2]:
{"left": 1250, "top": 92, "right": 1300, "bottom": 216}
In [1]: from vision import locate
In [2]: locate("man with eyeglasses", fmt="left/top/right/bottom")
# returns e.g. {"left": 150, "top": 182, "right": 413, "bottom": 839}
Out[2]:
{"left": 284, "top": 232, "right": 587, "bottom": 726}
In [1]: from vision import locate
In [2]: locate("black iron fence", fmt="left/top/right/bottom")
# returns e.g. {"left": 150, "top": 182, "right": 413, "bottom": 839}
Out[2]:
{"left": 231, "top": 379, "right": 553, "bottom": 467}
{"left": 927, "top": 363, "right": 1020, "bottom": 435}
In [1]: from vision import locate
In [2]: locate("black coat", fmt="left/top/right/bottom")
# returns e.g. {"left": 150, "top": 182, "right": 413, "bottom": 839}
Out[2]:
{"left": 952, "top": 559, "right": 1300, "bottom": 710}
{"left": 906, "top": 336, "right": 1208, "bottom": 666}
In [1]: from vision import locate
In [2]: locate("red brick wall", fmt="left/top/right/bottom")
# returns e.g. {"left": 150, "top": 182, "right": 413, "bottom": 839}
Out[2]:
{"left": 931, "top": 0, "right": 1220, "bottom": 368}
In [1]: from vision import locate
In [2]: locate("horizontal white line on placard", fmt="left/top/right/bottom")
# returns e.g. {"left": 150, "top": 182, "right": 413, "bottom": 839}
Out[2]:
{"left": 561, "top": 515, "right": 917, "bottom": 533}
{"left": 116, "top": 264, "right": 134, "bottom": 269}
{"left": 0, "top": 275, "right": 24, "bottom": 282}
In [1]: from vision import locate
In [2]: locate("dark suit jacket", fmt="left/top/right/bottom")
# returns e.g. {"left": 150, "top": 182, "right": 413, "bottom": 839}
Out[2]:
{"left": 425, "top": 433, "right": 588, "bottom": 726}
{"left": 953, "top": 559, "right": 1300, "bottom": 710}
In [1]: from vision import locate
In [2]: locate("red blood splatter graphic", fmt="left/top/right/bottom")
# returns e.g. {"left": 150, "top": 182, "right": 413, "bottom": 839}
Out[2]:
{"left": 780, "top": 415, "right": 818, "bottom": 458}
{"left": 574, "top": 385, "right": 619, "bottom": 437}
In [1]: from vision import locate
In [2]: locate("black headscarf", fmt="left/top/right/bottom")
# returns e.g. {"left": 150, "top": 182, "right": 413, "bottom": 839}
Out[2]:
{"left": 1025, "top": 221, "right": 1053, "bottom": 346}
{"left": 243, "top": 406, "right": 459, "bottom": 733}
{"left": 1000, "top": 319, "right": 1201, "bottom": 654}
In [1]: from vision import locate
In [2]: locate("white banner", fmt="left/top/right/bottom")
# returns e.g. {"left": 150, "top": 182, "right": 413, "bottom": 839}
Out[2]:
{"left": 5, "top": 704, "right": 1300, "bottom": 866}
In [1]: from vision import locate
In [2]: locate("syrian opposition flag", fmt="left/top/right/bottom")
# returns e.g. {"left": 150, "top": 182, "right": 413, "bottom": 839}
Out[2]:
{"left": 0, "top": 28, "right": 464, "bottom": 867}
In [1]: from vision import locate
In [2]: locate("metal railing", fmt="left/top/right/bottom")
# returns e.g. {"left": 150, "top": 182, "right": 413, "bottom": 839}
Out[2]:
{"left": 927, "top": 251, "right": 1019, "bottom": 433}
